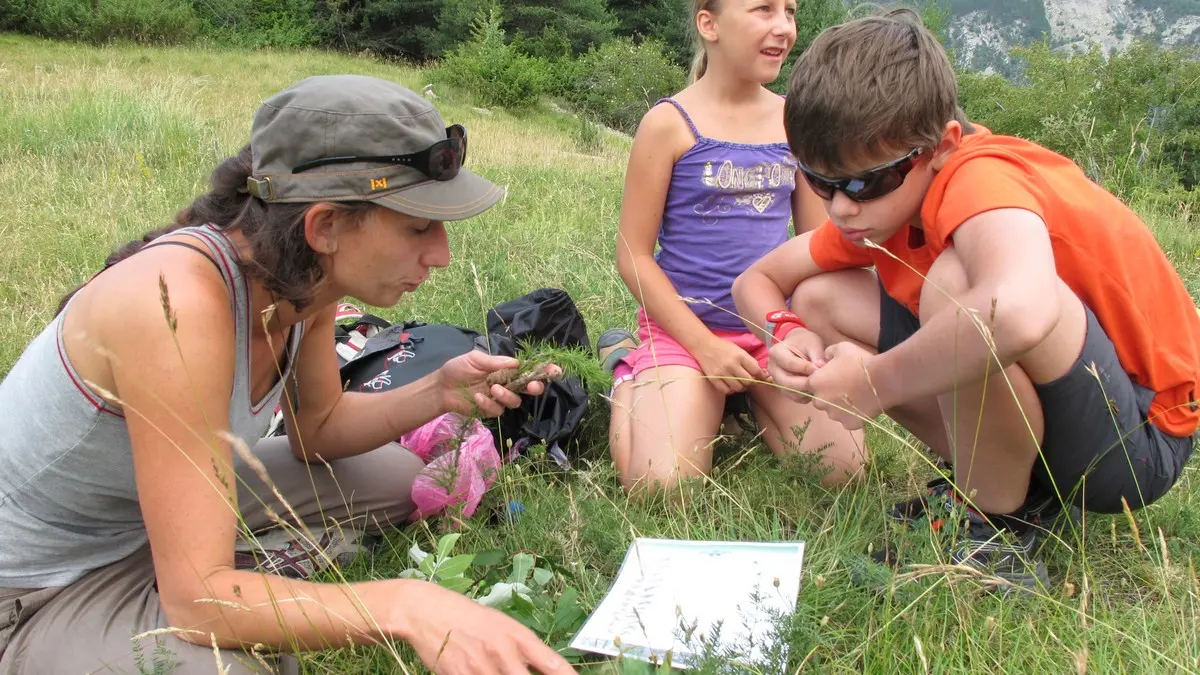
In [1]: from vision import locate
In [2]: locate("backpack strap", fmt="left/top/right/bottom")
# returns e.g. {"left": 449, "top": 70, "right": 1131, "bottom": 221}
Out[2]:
{"left": 335, "top": 302, "right": 364, "bottom": 323}
{"left": 333, "top": 303, "right": 392, "bottom": 364}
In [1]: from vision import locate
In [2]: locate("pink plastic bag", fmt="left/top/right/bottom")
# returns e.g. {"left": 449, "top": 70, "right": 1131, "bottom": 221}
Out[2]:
{"left": 400, "top": 413, "right": 501, "bottom": 521}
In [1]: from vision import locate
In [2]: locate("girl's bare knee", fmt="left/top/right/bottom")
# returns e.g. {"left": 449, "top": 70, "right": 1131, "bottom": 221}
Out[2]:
{"left": 819, "top": 441, "right": 868, "bottom": 487}
{"left": 607, "top": 381, "right": 635, "bottom": 476}
{"left": 764, "top": 403, "right": 868, "bottom": 486}
{"left": 619, "top": 445, "right": 711, "bottom": 496}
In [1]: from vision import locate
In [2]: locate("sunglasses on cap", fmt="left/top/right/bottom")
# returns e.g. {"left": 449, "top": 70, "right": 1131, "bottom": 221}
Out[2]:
{"left": 291, "top": 124, "right": 468, "bottom": 181}
{"left": 798, "top": 147, "right": 923, "bottom": 203}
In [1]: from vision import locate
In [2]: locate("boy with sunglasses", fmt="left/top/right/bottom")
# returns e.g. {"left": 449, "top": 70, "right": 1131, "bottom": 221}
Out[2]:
{"left": 732, "top": 8, "right": 1200, "bottom": 589}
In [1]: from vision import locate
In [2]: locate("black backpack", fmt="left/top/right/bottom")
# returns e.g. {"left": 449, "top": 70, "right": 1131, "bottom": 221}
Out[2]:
{"left": 476, "top": 288, "right": 591, "bottom": 468}
{"left": 268, "top": 293, "right": 590, "bottom": 469}
{"left": 264, "top": 303, "right": 479, "bottom": 437}
{"left": 337, "top": 321, "right": 480, "bottom": 394}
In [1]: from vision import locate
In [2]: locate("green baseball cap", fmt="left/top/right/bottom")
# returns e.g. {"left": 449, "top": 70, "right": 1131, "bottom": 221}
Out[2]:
{"left": 245, "top": 74, "right": 504, "bottom": 221}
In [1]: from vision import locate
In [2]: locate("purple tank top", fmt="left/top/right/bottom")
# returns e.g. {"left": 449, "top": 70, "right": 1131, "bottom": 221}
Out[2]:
{"left": 653, "top": 98, "right": 798, "bottom": 332}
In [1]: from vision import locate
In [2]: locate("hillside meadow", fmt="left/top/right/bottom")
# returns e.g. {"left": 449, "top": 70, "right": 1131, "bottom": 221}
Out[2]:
{"left": 2, "top": 34, "right": 1199, "bottom": 674}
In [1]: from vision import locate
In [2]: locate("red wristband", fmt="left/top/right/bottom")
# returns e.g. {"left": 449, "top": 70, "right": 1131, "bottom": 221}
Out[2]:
{"left": 765, "top": 309, "right": 806, "bottom": 342}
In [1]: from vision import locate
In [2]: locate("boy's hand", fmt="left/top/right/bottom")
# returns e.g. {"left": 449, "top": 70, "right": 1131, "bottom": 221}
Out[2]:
{"left": 695, "top": 337, "right": 768, "bottom": 395}
{"left": 805, "top": 342, "right": 883, "bottom": 430}
{"left": 766, "top": 329, "right": 826, "bottom": 398}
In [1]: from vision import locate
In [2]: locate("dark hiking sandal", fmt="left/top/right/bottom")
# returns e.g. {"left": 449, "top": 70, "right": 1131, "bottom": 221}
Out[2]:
{"left": 886, "top": 484, "right": 1051, "bottom": 592}
{"left": 597, "top": 327, "right": 637, "bottom": 374}
{"left": 889, "top": 475, "right": 955, "bottom": 523}
{"left": 950, "top": 509, "right": 1050, "bottom": 593}
{"left": 890, "top": 473, "right": 1080, "bottom": 533}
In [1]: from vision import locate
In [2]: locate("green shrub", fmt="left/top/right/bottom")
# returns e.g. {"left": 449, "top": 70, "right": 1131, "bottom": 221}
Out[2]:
{"left": 0, "top": 0, "right": 199, "bottom": 44}
{"left": 432, "top": 0, "right": 490, "bottom": 56}
{"left": 572, "top": 114, "right": 603, "bottom": 154}
{"left": 431, "top": 3, "right": 561, "bottom": 110}
{"left": 0, "top": 0, "right": 91, "bottom": 39}
{"left": 608, "top": 0, "right": 691, "bottom": 67}
{"left": 504, "top": 0, "right": 616, "bottom": 57}
{"left": 93, "top": 0, "right": 198, "bottom": 43}
{"left": 194, "top": 0, "right": 318, "bottom": 48}
{"left": 959, "top": 40, "right": 1200, "bottom": 201}
{"left": 312, "top": 0, "right": 442, "bottom": 58}
{"left": 564, "top": 37, "right": 685, "bottom": 134}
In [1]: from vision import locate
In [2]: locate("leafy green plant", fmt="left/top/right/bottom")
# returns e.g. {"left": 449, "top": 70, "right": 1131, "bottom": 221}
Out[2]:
{"left": 131, "top": 636, "right": 177, "bottom": 675}
{"left": 512, "top": 341, "right": 611, "bottom": 393}
{"left": 400, "top": 533, "right": 591, "bottom": 661}
{"left": 480, "top": 553, "right": 589, "bottom": 649}
{"left": 400, "top": 532, "right": 479, "bottom": 593}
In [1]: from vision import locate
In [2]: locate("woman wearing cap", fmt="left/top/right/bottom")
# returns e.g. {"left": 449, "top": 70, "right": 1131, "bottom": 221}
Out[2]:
{"left": 0, "top": 75, "right": 573, "bottom": 674}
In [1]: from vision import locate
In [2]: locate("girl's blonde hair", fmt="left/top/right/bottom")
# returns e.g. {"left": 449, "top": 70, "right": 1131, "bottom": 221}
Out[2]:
{"left": 689, "top": 0, "right": 721, "bottom": 83}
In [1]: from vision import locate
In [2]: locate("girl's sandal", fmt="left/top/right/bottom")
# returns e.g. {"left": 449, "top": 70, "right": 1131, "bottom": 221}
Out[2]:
{"left": 597, "top": 327, "right": 638, "bottom": 373}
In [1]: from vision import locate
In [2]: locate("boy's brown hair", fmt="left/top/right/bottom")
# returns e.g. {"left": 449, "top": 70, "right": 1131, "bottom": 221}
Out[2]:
{"left": 784, "top": 6, "right": 965, "bottom": 175}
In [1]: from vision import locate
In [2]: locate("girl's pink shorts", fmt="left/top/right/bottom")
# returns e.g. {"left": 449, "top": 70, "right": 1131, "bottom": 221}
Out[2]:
{"left": 611, "top": 309, "right": 769, "bottom": 388}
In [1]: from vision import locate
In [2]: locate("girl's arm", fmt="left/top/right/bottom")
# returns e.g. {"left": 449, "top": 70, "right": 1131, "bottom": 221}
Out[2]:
{"left": 617, "top": 103, "right": 768, "bottom": 391}
{"left": 616, "top": 103, "right": 720, "bottom": 356}
{"left": 731, "top": 230, "right": 828, "bottom": 343}
{"left": 101, "top": 271, "right": 568, "bottom": 672}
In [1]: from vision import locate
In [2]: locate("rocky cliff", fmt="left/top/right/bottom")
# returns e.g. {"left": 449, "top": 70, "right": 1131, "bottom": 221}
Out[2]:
{"left": 947, "top": 0, "right": 1199, "bottom": 75}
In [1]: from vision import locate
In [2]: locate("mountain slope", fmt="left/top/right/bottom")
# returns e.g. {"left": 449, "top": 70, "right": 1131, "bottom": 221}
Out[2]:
{"left": 946, "top": 0, "right": 1200, "bottom": 75}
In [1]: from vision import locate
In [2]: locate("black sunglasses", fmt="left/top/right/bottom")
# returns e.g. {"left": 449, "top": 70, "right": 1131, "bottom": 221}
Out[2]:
{"left": 291, "top": 124, "right": 468, "bottom": 180}
{"left": 798, "top": 147, "right": 923, "bottom": 203}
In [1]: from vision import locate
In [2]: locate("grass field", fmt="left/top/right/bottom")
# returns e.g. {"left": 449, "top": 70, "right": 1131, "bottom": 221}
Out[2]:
{"left": 3, "top": 34, "right": 1200, "bottom": 674}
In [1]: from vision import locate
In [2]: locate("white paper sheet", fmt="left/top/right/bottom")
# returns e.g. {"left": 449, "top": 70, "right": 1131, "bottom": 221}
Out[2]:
{"left": 570, "top": 538, "right": 806, "bottom": 669}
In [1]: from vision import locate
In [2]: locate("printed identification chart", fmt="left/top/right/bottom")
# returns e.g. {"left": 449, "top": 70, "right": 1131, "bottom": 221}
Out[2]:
{"left": 571, "top": 538, "right": 806, "bottom": 669}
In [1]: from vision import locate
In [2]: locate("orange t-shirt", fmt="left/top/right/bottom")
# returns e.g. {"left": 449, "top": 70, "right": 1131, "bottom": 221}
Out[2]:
{"left": 809, "top": 128, "right": 1200, "bottom": 438}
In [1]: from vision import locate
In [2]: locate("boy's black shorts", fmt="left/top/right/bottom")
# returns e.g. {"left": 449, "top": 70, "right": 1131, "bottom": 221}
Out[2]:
{"left": 878, "top": 284, "right": 1196, "bottom": 514}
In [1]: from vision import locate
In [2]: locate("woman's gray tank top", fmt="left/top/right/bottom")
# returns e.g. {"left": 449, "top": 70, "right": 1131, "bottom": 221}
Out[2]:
{"left": 0, "top": 224, "right": 304, "bottom": 588}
